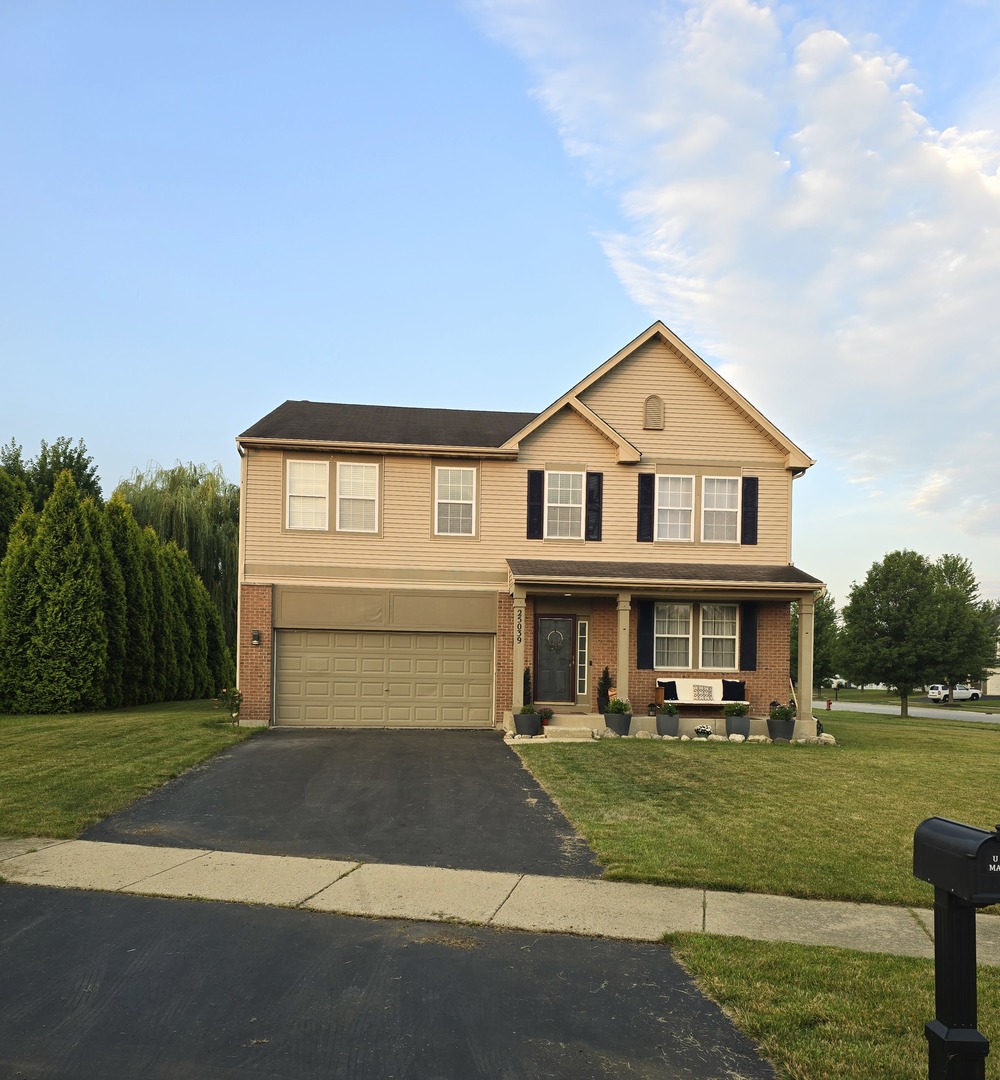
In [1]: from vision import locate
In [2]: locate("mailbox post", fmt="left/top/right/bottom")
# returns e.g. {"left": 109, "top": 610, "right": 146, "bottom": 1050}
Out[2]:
{"left": 913, "top": 818, "right": 1000, "bottom": 1079}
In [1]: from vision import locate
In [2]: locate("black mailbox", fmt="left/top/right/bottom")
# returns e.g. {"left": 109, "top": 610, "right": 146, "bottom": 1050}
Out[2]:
{"left": 914, "top": 817, "right": 1000, "bottom": 906}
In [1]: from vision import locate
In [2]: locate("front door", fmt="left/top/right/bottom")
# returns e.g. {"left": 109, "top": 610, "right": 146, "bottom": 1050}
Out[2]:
{"left": 536, "top": 616, "right": 575, "bottom": 703}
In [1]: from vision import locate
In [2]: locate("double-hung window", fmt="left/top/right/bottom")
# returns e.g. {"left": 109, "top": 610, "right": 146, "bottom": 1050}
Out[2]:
{"left": 435, "top": 467, "right": 475, "bottom": 535}
{"left": 545, "top": 471, "right": 583, "bottom": 539}
{"left": 654, "top": 603, "right": 692, "bottom": 668}
{"left": 702, "top": 477, "right": 739, "bottom": 542}
{"left": 337, "top": 462, "right": 378, "bottom": 532}
{"left": 656, "top": 475, "right": 693, "bottom": 541}
{"left": 700, "top": 604, "right": 737, "bottom": 669}
{"left": 287, "top": 460, "right": 329, "bottom": 530}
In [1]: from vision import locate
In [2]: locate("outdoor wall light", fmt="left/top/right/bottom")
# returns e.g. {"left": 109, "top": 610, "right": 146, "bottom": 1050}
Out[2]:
{"left": 251, "top": 630, "right": 261, "bottom": 646}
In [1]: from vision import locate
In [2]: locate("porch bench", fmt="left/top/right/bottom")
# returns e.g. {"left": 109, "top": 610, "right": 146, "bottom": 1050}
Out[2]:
{"left": 655, "top": 677, "right": 749, "bottom": 712}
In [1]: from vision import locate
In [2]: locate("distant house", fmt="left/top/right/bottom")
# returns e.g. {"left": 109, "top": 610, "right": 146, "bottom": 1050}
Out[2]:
{"left": 235, "top": 322, "right": 825, "bottom": 731}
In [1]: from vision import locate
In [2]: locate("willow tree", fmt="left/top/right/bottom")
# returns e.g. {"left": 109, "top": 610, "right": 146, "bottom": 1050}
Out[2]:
{"left": 116, "top": 463, "right": 239, "bottom": 647}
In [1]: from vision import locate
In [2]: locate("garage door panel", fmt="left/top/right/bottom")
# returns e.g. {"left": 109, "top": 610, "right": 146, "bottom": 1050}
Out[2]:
{"left": 275, "top": 630, "right": 493, "bottom": 728}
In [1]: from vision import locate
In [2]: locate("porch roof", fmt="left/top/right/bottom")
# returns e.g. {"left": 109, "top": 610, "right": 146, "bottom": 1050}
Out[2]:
{"left": 507, "top": 559, "right": 824, "bottom": 592}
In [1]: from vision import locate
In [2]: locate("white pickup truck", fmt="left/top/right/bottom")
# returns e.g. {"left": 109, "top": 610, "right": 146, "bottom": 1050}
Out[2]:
{"left": 927, "top": 684, "right": 981, "bottom": 703}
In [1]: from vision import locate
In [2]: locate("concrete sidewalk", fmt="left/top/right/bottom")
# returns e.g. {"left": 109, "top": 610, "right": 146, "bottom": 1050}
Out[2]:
{"left": 4, "top": 837, "right": 997, "bottom": 964}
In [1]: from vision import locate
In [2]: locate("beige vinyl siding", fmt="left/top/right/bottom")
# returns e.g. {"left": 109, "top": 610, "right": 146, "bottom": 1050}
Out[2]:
{"left": 242, "top": 353, "right": 796, "bottom": 585}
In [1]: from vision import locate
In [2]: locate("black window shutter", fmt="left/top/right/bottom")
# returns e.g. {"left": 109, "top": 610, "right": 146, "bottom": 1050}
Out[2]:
{"left": 739, "top": 602, "right": 758, "bottom": 671}
{"left": 585, "top": 472, "right": 603, "bottom": 541}
{"left": 741, "top": 476, "right": 758, "bottom": 546}
{"left": 526, "top": 470, "right": 544, "bottom": 539}
{"left": 637, "top": 474, "right": 654, "bottom": 542}
{"left": 637, "top": 600, "right": 654, "bottom": 669}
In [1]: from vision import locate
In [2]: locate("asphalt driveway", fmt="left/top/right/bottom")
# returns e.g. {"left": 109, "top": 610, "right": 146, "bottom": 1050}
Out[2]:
{"left": 83, "top": 729, "right": 602, "bottom": 877}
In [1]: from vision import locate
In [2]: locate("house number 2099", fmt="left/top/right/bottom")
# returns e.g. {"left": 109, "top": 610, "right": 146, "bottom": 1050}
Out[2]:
{"left": 516, "top": 609, "right": 523, "bottom": 645}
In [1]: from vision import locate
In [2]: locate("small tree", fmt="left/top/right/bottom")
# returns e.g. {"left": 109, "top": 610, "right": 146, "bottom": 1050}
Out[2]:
{"left": 0, "top": 468, "right": 30, "bottom": 561}
{"left": 933, "top": 554, "right": 999, "bottom": 695}
{"left": 0, "top": 505, "right": 40, "bottom": 710}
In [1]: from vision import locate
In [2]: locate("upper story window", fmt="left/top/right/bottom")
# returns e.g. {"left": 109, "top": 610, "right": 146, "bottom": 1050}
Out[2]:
{"left": 643, "top": 395, "right": 665, "bottom": 430}
{"left": 702, "top": 477, "right": 739, "bottom": 543}
{"left": 545, "top": 471, "right": 584, "bottom": 539}
{"left": 287, "top": 460, "right": 329, "bottom": 530}
{"left": 435, "top": 466, "right": 475, "bottom": 536}
{"left": 654, "top": 603, "right": 691, "bottom": 668}
{"left": 337, "top": 462, "right": 378, "bottom": 533}
{"left": 700, "top": 603, "right": 737, "bottom": 669}
{"left": 656, "top": 475, "right": 693, "bottom": 541}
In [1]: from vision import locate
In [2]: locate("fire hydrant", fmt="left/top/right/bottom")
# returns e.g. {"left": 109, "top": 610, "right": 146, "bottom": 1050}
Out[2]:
{"left": 826, "top": 699, "right": 832, "bottom": 710}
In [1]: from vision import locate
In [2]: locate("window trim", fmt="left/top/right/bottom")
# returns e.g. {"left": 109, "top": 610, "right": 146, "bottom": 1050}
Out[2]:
{"left": 336, "top": 460, "right": 380, "bottom": 534}
{"left": 699, "top": 602, "right": 739, "bottom": 671}
{"left": 433, "top": 465, "right": 477, "bottom": 537}
{"left": 544, "top": 470, "right": 585, "bottom": 540}
{"left": 286, "top": 459, "right": 330, "bottom": 531}
{"left": 655, "top": 473, "right": 694, "bottom": 542}
{"left": 701, "top": 476, "right": 741, "bottom": 544}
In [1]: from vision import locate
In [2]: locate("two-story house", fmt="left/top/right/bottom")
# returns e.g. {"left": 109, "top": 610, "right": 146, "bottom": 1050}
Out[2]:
{"left": 236, "top": 323, "right": 824, "bottom": 733}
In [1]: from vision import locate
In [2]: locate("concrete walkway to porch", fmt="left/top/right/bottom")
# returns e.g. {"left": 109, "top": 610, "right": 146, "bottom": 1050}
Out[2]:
{"left": 4, "top": 837, "right": 996, "bottom": 965}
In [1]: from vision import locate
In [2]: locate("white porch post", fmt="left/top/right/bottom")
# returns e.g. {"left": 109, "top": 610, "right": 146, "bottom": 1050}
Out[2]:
{"left": 616, "top": 592, "right": 631, "bottom": 703}
{"left": 797, "top": 593, "right": 817, "bottom": 735}
{"left": 512, "top": 588, "right": 526, "bottom": 712}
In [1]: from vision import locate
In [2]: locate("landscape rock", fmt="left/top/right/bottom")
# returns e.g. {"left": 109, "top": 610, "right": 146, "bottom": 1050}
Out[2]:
{"left": 727, "top": 733, "right": 746, "bottom": 743}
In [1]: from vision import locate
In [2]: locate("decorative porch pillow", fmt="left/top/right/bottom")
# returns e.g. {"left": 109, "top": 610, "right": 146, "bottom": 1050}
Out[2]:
{"left": 693, "top": 683, "right": 714, "bottom": 701}
{"left": 660, "top": 680, "right": 678, "bottom": 700}
{"left": 722, "top": 679, "right": 746, "bottom": 701}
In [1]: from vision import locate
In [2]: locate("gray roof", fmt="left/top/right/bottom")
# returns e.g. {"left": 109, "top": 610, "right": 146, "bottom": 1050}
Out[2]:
{"left": 507, "top": 559, "right": 824, "bottom": 586}
{"left": 240, "top": 401, "right": 538, "bottom": 448}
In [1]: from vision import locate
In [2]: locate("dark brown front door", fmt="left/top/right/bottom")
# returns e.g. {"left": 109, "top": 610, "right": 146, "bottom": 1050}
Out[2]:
{"left": 536, "top": 616, "right": 575, "bottom": 703}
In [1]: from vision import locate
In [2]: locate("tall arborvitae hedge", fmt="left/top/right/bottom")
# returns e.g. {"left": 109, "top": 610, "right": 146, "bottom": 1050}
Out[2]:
{"left": 0, "top": 471, "right": 236, "bottom": 715}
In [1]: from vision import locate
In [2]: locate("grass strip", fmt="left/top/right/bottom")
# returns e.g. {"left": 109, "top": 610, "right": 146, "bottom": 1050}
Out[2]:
{"left": 516, "top": 711, "right": 1000, "bottom": 906}
{"left": 0, "top": 700, "right": 255, "bottom": 838}
{"left": 667, "top": 934, "right": 1000, "bottom": 1080}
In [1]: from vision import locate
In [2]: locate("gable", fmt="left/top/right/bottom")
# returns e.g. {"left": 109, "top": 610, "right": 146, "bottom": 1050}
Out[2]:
{"left": 517, "top": 404, "right": 623, "bottom": 466}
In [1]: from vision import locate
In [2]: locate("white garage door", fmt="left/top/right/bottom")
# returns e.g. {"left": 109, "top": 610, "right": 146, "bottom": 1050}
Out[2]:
{"left": 275, "top": 630, "right": 495, "bottom": 728}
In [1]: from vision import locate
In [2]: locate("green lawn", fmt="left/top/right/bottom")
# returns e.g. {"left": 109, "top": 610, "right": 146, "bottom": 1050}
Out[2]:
{"left": 515, "top": 711, "right": 1000, "bottom": 906}
{"left": 0, "top": 699, "right": 255, "bottom": 838}
{"left": 817, "top": 686, "right": 1000, "bottom": 714}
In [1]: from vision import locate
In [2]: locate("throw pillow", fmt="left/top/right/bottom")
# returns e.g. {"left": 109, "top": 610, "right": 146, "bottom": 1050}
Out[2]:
{"left": 693, "top": 684, "right": 714, "bottom": 701}
{"left": 722, "top": 679, "right": 746, "bottom": 701}
{"left": 659, "top": 680, "right": 678, "bottom": 701}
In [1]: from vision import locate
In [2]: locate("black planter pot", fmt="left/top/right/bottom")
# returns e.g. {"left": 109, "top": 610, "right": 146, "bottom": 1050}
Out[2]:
{"left": 656, "top": 714, "right": 680, "bottom": 737}
{"left": 766, "top": 718, "right": 796, "bottom": 741}
{"left": 514, "top": 714, "right": 542, "bottom": 736}
{"left": 725, "top": 715, "right": 751, "bottom": 737}
{"left": 603, "top": 712, "right": 632, "bottom": 736}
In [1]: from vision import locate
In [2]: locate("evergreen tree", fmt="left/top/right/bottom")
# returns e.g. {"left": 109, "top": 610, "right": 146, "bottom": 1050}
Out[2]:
{"left": 165, "top": 543, "right": 208, "bottom": 698}
{"left": 0, "top": 468, "right": 30, "bottom": 561}
{"left": 21, "top": 471, "right": 106, "bottom": 712}
{"left": 141, "top": 527, "right": 174, "bottom": 702}
{"left": 0, "top": 505, "right": 40, "bottom": 710}
{"left": 159, "top": 541, "right": 193, "bottom": 700}
{"left": 115, "top": 463, "right": 239, "bottom": 647}
{"left": 83, "top": 499, "right": 127, "bottom": 709}
{"left": 104, "top": 495, "right": 155, "bottom": 705}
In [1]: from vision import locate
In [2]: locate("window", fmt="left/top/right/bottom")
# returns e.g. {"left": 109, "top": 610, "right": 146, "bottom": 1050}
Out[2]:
{"left": 654, "top": 603, "right": 692, "bottom": 668}
{"left": 545, "top": 471, "right": 583, "bottom": 539}
{"left": 577, "top": 620, "right": 589, "bottom": 697}
{"left": 701, "top": 603, "right": 737, "bottom": 669}
{"left": 337, "top": 462, "right": 378, "bottom": 532}
{"left": 656, "top": 475, "right": 693, "bottom": 541}
{"left": 702, "top": 477, "right": 739, "bottom": 542}
{"left": 435, "top": 467, "right": 475, "bottom": 535}
{"left": 287, "top": 460, "right": 329, "bottom": 530}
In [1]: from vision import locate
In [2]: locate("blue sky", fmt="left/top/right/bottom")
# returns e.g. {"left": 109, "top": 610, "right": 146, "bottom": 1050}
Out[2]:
{"left": 2, "top": 0, "right": 998, "bottom": 606}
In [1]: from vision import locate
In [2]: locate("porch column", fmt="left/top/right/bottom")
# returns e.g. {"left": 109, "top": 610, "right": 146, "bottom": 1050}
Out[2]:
{"left": 512, "top": 588, "right": 526, "bottom": 712}
{"left": 616, "top": 592, "right": 632, "bottom": 703}
{"left": 797, "top": 593, "right": 817, "bottom": 730}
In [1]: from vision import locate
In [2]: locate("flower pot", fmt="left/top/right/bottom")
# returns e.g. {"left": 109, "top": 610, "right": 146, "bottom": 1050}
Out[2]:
{"left": 655, "top": 714, "right": 679, "bottom": 737}
{"left": 603, "top": 712, "right": 632, "bottom": 736}
{"left": 766, "top": 718, "right": 796, "bottom": 741}
{"left": 514, "top": 714, "right": 542, "bottom": 736}
{"left": 725, "top": 716, "right": 751, "bottom": 737}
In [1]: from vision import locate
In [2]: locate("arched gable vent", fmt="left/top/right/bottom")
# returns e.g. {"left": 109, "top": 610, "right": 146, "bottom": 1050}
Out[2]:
{"left": 643, "top": 395, "right": 665, "bottom": 430}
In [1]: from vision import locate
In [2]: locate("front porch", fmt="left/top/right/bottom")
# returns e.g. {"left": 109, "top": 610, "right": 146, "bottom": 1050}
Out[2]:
{"left": 504, "top": 709, "right": 814, "bottom": 742}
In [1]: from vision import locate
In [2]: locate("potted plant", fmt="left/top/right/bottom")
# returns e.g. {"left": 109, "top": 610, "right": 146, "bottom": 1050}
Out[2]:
{"left": 656, "top": 701, "right": 679, "bottom": 737}
{"left": 514, "top": 704, "right": 541, "bottom": 737}
{"left": 723, "top": 701, "right": 750, "bottom": 737}
{"left": 694, "top": 723, "right": 714, "bottom": 739}
{"left": 767, "top": 703, "right": 796, "bottom": 741}
{"left": 596, "top": 666, "right": 613, "bottom": 714}
{"left": 603, "top": 696, "right": 632, "bottom": 736}
{"left": 538, "top": 707, "right": 554, "bottom": 726}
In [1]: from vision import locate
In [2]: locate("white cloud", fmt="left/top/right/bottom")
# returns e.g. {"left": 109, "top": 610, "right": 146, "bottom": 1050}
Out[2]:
{"left": 469, "top": 0, "right": 1000, "bottom": 596}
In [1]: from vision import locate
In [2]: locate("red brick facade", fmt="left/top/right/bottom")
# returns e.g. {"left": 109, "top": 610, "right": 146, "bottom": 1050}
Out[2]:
{"left": 238, "top": 583, "right": 273, "bottom": 727}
